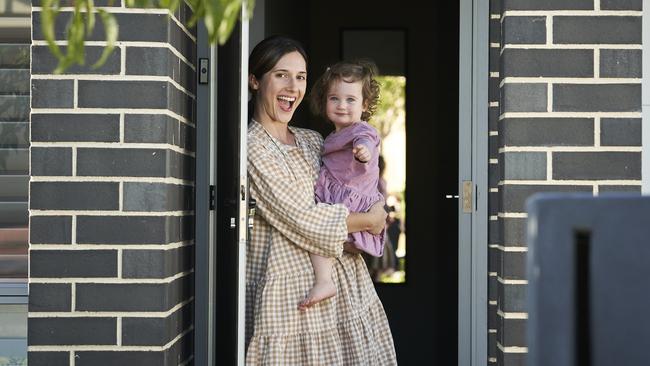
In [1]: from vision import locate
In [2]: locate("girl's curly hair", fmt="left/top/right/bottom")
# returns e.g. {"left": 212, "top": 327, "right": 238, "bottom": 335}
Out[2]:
{"left": 309, "top": 59, "right": 380, "bottom": 122}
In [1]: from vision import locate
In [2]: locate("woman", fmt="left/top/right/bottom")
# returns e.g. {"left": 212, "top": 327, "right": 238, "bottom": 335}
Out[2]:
{"left": 246, "top": 35, "right": 397, "bottom": 365}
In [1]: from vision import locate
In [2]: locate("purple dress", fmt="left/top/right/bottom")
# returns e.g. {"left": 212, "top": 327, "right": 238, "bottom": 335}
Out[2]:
{"left": 315, "top": 121, "right": 385, "bottom": 257}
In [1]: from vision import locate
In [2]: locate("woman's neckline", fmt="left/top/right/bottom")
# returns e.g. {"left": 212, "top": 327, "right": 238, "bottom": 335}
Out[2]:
{"left": 253, "top": 119, "right": 298, "bottom": 147}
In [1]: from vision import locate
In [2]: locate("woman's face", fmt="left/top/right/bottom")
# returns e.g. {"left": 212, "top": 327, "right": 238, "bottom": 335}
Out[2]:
{"left": 250, "top": 51, "right": 307, "bottom": 124}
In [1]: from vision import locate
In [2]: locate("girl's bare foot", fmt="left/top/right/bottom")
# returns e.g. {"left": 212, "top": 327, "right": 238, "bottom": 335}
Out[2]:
{"left": 298, "top": 280, "right": 336, "bottom": 310}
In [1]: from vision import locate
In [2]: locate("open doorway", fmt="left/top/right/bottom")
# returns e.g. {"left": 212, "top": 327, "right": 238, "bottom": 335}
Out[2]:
{"left": 260, "top": 1, "right": 460, "bottom": 363}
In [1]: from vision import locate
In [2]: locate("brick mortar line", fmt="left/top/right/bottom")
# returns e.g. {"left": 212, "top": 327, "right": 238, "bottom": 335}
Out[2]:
{"left": 489, "top": 158, "right": 498, "bottom": 164}
{"left": 117, "top": 248, "right": 123, "bottom": 278}
{"left": 120, "top": 45, "right": 126, "bottom": 76}
{"left": 71, "top": 216, "right": 77, "bottom": 244}
{"left": 489, "top": 215, "right": 498, "bottom": 220}
{"left": 498, "top": 213, "right": 527, "bottom": 218}
{"left": 498, "top": 277, "right": 527, "bottom": 285}
{"left": 29, "top": 241, "right": 195, "bottom": 250}
{"left": 29, "top": 269, "right": 193, "bottom": 284}
{"left": 502, "top": 10, "right": 641, "bottom": 16}
{"left": 31, "top": 108, "right": 195, "bottom": 127}
{"left": 595, "top": 0, "right": 601, "bottom": 11}
{"left": 31, "top": 5, "right": 199, "bottom": 42}
{"left": 29, "top": 298, "right": 194, "bottom": 318}
{"left": 499, "top": 146, "right": 641, "bottom": 152}
{"left": 500, "top": 78, "right": 642, "bottom": 86}
{"left": 29, "top": 240, "right": 195, "bottom": 251}
{"left": 29, "top": 176, "right": 194, "bottom": 185}
{"left": 496, "top": 310, "right": 528, "bottom": 320}
{"left": 31, "top": 74, "right": 196, "bottom": 100}
{"left": 30, "top": 142, "right": 196, "bottom": 158}
{"left": 594, "top": 117, "right": 601, "bottom": 147}
{"left": 500, "top": 112, "right": 641, "bottom": 119}
{"left": 498, "top": 179, "right": 640, "bottom": 185}
{"left": 29, "top": 210, "right": 196, "bottom": 216}
{"left": 546, "top": 151, "right": 552, "bottom": 180}
{"left": 503, "top": 44, "right": 642, "bottom": 50}
{"left": 594, "top": 48, "right": 600, "bottom": 78}
{"left": 28, "top": 325, "right": 192, "bottom": 352}
{"left": 495, "top": 246, "right": 528, "bottom": 252}
{"left": 496, "top": 343, "right": 528, "bottom": 353}
{"left": 546, "top": 16, "right": 553, "bottom": 45}
{"left": 32, "top": 41, "right": 196, "bottom": 71}
{"left": 72, "top": 147, "right": 77, "bottom": 176}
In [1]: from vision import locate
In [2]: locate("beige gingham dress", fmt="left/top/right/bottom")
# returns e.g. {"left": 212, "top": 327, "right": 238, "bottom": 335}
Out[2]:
{"left": 246, "top": 120, "right": 397, "bottom": 365}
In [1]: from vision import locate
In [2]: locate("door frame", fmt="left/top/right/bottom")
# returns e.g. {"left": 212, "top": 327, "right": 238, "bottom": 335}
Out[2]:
{"left": 458, "top": 0, "right": 489, "bottom": 365}
{"left": 195, "top": 0, "right": 490, "bottom": 364}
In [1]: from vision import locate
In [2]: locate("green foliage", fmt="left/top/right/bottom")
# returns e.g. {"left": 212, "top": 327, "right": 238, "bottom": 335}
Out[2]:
{"left": 40, "top": 0, "right": 254, "bottom": 73}
{"left": 370, "top": 75, "right": 406, "bottom": 141}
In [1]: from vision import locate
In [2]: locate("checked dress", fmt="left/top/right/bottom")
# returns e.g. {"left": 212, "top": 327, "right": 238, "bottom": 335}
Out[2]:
{"left": 245, "top": 120, "right": 397, "bottom": 365}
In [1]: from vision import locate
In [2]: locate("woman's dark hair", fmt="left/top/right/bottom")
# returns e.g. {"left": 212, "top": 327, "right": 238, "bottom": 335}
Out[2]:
{"left": 309, "top": 59, "right": 380, "bottom": 122}
{"left": 249, "top": 35, "right": 308, "bottom": 87}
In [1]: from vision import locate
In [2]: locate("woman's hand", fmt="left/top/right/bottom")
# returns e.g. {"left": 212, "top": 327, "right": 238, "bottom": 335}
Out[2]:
{"left": 366, "top": 200, "right": 388, "bottom": 235}
{"left": 346, "top": 200, "right": 387, "bottom": 234}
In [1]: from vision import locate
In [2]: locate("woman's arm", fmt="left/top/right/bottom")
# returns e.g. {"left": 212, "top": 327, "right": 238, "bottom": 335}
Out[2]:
{"left": 346, "top": 200, "right": 387, "bottom": 235}
{"left": 248, "top": 143, "right": 349, "bottom": 258}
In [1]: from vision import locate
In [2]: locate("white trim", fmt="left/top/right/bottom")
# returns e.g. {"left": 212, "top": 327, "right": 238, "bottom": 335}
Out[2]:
{"left": 546, "top": 16, "right": 553, "bottom": 45}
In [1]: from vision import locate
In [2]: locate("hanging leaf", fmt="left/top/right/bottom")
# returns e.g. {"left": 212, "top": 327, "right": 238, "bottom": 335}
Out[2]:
{"left": 41, "top": 0, "right": 255, "bottom": 73}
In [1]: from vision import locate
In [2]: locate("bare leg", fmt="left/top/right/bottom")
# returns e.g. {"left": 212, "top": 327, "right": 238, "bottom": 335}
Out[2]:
{"left": 298, "top": 253, "right": 336, "bottom": 310}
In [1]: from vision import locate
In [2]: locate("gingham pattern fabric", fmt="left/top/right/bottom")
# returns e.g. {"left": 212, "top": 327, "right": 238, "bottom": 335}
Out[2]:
{"left": 246, "top": 121, "right": 397, "bottom": 365}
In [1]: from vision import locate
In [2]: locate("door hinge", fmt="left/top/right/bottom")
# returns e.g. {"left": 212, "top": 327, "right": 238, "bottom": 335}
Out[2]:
{"left": 209, "top": 185, "right": 215, "bottom": 210}
{"left": 462, "top": 180, "right": 473, "bottom": 213}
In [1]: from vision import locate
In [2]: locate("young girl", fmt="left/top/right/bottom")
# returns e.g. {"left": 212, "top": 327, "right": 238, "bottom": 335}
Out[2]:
{"left": 299, "top": 59, "right": 386, "bottom": 309}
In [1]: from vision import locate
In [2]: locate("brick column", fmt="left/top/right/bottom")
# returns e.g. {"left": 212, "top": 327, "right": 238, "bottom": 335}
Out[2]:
{"left": 495, "top": 1, "right": 642, "bottom": 365}
{"left": 28, "top": 2, "right": 196, "bottom": 365}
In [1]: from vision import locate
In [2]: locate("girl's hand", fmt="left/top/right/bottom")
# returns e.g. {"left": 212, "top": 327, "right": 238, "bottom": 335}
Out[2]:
{"left": 367, "top": 200, "right": 388, "bottom": 235}
{"left": 353, "top": 144, "right": 371, "bottom": 163}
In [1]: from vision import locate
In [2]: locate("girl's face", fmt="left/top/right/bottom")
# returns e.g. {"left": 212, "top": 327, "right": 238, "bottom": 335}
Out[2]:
{"left": 325, "top": 79, "right": 367, "bottom": 131}
{"left": 249, "top": 51, "right": 307, "bottom": 124}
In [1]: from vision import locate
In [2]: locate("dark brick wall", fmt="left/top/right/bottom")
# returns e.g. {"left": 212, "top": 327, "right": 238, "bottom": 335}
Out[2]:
{"left": 28, "top": 2, "right": 196, "bottom": 365}
{"left": 491, "top": 1, "right": 642, "bottom": 365}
